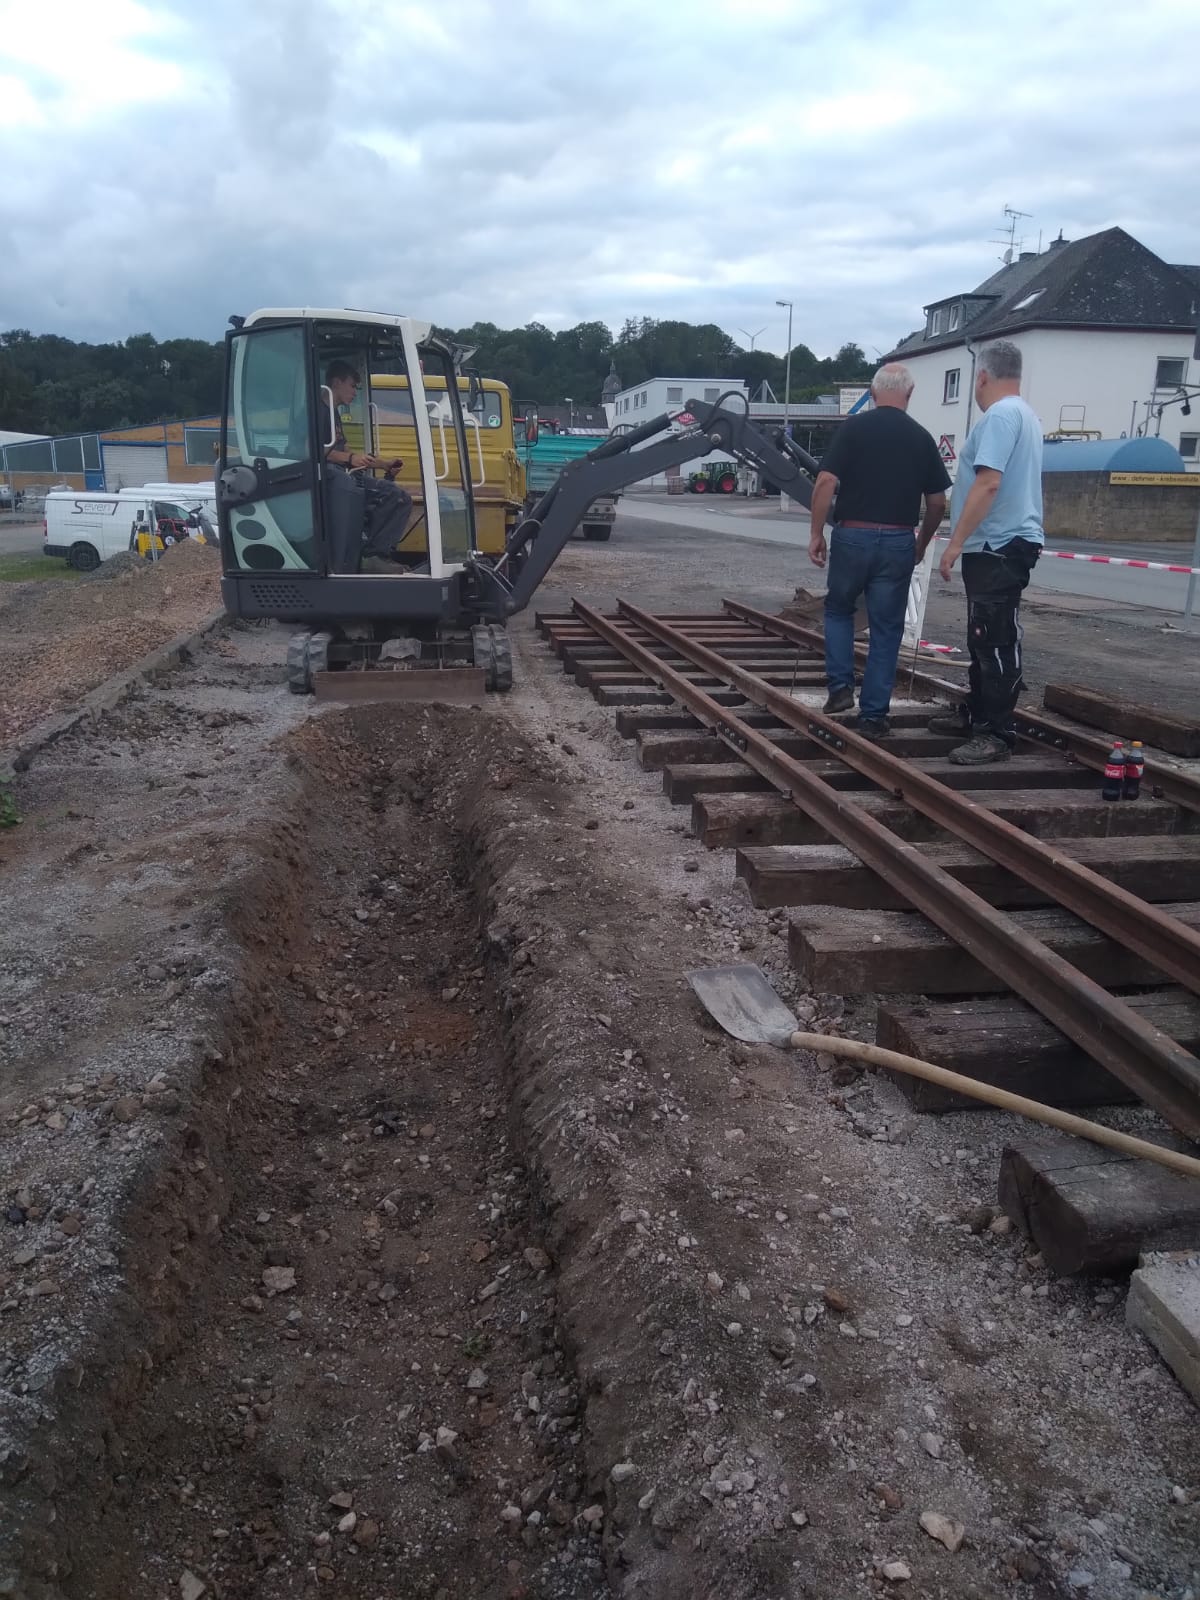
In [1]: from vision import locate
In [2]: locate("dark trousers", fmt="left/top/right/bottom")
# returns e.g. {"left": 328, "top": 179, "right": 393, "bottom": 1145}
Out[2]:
{"left": 961, "top": 538, "right": 1040, "bottom": 744}
{"left": 361, "top": 477, "right": 413, "bottom": 558}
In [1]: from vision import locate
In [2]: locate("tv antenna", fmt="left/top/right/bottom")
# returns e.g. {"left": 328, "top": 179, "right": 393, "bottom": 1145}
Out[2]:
{"left": 989, "top": 204, "right": 1033, "bottom": 264}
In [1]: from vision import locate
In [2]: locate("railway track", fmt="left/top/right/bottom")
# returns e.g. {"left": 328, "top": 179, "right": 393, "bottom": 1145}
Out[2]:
{"left": 536, "top": 598, "right": 1200, "bottom": 1272}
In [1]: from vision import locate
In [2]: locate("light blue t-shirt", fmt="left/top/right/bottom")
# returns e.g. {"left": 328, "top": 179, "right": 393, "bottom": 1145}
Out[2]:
{"left": 951, "top": 394, "right": 1045, "bottom": 552}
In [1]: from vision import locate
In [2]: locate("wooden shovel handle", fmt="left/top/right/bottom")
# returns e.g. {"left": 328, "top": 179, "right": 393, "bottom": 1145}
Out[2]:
{"left": 789, "top": 1032, "right": 1200, "bottom": 1183}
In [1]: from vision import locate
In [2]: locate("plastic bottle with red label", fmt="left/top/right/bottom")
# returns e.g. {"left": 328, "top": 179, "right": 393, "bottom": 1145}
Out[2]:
{"left": 1102, "top": 741, "right": 1125, "bottom": 802}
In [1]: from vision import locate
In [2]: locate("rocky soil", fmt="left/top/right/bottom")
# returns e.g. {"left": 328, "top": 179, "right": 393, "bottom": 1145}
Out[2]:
{"left": 0, "top": 543, "right": 1197, "bottom": 1599}
{"left": 0, "top": 539, "right": 222, "bottom": 748}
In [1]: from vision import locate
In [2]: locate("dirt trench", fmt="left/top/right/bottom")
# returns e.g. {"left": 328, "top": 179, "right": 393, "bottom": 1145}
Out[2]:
{"left": 3, "top": 703, "right": 614, "bottom": 1600}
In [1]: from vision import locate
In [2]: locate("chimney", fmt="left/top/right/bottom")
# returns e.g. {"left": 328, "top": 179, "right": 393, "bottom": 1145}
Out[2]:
{"left": 1019, "top": 251, "right": 1036, "bottom": 261}
{"left": 1048, "top": 230, "right": 1069, "bottom": 251}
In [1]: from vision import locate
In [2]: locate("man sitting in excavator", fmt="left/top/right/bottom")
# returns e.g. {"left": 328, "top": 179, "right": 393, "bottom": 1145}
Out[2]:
{"left": 321, "top": 360, "right": 414, "bottom": 572}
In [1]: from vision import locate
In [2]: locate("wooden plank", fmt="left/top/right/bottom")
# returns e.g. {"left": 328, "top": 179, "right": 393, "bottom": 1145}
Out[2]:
{"left": 694, "top": 787, "right": 1190, "bottom": 851}
{"left": 998, "top": 1135, "right": 1200, "bottom": 1274}
{"left": 596, "top": 686, "right": 749, "bottom": 707}
{"left": 874, "top": 991, "right": 1200, "bottom": 1110}
{"left": 1127, "top": 1257, "right": 1200, "bottom": 1405}
{"left": 648, "top": 736, "right": 1076, "bottom": 780}
{"left": 789, "top": 903, "right": 1200, "bottom": 994}
{"left": 1045, "top": 683, "right": 1200, "bottom": 759}
{"left": 312, "top": 667, "right": 485, "bottom": 704}
{"left": 739, "top": 834, "right": 1200, "bottom": 910}
{"left": 615, "top": 708, "right": 791, "bottom": 737}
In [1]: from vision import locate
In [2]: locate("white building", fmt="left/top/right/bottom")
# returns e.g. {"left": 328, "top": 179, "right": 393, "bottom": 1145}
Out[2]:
{"left": 886, "top": 228, "right": 1200, "bottom": 474}
{"left": 604, "top": 376, "right": 750, "bottom": 486}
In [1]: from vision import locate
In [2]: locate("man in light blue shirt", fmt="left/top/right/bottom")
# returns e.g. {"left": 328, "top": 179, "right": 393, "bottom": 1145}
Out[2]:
{"left": 930, "top": 340, "right": 1044, "bottom": 764}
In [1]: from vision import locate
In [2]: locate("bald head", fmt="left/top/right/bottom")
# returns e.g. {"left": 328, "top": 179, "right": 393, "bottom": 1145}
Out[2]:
{"left": 870, "top": 363, "right": 915, "bottom": 410}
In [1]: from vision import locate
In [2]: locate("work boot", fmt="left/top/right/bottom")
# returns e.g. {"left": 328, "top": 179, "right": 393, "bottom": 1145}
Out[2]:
{"left": 947, "top": 733, "right": 1011, "bottom": 766}
{"left": 852, "top": 715, "right": 890, "bottom": 741}
{"left": 928, "top": 707, "right": 970, "bottom": 736}
{"left": 823, "top": 686, "right": 855, "bottom": 714}
{"left": 361, "top": 554, "right": 405, "bottom": 575}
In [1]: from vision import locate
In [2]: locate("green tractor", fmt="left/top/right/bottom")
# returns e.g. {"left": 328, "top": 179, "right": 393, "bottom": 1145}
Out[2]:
{"left": 687, "top": 459, "right": 738, "bottom": 494}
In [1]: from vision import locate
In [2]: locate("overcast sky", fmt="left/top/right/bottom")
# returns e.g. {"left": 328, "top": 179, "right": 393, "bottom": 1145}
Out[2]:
{"left": 1, "top": 0, "right": 1198, "bottom": 366}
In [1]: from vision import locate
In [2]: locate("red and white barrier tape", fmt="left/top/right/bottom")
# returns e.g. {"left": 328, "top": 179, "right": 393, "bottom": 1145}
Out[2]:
{"left": 935, "top": 536, "right": 1200, "bottom": 576}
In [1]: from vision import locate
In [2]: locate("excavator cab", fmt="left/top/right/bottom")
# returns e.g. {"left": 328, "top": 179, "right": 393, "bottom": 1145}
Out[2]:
{"left": 216, "top": 308, "right": 508, "bottom": 692}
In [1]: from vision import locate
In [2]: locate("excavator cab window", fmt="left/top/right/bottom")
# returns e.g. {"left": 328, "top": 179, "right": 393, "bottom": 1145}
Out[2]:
{"left": 219, "top": 314, "right": 478, "bottom": 579}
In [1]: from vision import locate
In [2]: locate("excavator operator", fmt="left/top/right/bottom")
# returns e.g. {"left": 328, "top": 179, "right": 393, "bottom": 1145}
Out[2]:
{"left": 322, "top": 360, "right": 414, "bottom": 572}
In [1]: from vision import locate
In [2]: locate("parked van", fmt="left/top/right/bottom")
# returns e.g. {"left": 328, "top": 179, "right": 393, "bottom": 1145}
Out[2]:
{"left": 43, "top": 486, "right": 213, "bottom": 570}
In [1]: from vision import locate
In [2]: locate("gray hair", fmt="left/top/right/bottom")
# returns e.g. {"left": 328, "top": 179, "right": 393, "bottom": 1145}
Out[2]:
{"left": 978, "top": 340, "right": 1022, "bottom": 382}
{"left": 870, "top": 363, "right": 914, "bottom": 397}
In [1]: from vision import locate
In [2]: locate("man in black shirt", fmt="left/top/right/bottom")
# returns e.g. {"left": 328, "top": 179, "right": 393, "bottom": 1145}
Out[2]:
{"left": 808, "top": 364, "right": 950, "bottom": 737}
{"left": 322, "top": 360, "right": 413, "bottom": 570}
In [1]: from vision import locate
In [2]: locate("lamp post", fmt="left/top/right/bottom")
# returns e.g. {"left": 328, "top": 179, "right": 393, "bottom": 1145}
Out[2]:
{"left": 737, "top": 326, "right": 766, "bottom": 352}
{"left": 776, "top": 299, "right": 794, "bottom": 439}
{"left": 564, "top": 396, "right": 574, "bottom": 432}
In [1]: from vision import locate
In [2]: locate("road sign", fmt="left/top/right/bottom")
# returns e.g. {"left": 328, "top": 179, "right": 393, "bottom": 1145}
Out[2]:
{"left": 938, "top": 435, "right": 956, "bottom": 463}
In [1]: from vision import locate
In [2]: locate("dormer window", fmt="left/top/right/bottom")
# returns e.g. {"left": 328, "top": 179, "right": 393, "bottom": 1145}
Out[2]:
{"left": 931, "top": 308, "right": 946, "bottom": 335}
{"left": 948, "top": 304, "right": 961, "bottom": 331}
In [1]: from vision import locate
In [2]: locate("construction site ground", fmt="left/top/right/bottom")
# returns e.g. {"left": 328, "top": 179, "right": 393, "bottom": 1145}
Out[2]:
{"left": 1, "top": 516, "right": 1198, "bottom": 1600}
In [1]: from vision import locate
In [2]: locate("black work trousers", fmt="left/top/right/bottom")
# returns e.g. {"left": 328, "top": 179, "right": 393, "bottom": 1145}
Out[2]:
{"left": 361, "top": 477, "right": 413, "bottom": 558}
{"left": 960, "top": 537, "right": 1040, "bottom": 746}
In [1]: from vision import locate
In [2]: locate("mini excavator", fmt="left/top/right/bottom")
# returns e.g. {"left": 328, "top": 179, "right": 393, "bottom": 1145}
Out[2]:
{"left": 215, "top": 308, "right": 817, "bottom": 694}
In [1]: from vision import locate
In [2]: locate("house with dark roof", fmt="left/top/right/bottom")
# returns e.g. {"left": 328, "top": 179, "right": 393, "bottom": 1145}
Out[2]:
{"left": 885, "top": 227, "right": 1200, "bottom": 473}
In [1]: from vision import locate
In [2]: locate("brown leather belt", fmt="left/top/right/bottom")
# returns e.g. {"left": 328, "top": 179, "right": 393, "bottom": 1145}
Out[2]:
{"left": 838, "top": 520, "right": 915, "bottom": 530}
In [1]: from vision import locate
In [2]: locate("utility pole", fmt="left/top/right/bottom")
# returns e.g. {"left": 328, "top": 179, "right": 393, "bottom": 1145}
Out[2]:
{"left": 776, "top": 299, "right": 794, "bottom": 438}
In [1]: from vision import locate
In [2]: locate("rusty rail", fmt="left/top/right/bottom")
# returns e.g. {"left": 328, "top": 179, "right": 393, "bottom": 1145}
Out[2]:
{"left": 572, "top": 598, "right": 1200, "bottom": 1141}
{"left": 721, "top": 598, "right": 1200, "bottom": 816}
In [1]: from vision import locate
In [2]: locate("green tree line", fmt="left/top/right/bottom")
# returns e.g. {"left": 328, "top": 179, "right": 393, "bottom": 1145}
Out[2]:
{"left": 0, "top": 319, "right": 874, "bottom": 438}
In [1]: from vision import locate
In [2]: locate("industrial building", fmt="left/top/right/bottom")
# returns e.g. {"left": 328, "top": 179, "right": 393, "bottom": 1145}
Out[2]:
{"left": 0, "top": 415, "right": 221, "bottom": 496}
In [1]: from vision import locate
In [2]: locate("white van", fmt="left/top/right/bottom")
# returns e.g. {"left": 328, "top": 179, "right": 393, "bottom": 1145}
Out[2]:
{"left": 43, "top": 485, "right": 214, "bottom": 571}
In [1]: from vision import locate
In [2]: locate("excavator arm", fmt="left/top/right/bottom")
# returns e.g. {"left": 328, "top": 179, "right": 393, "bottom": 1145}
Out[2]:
{"left": 469, "top": 397, "right": 819, "bottom": 617}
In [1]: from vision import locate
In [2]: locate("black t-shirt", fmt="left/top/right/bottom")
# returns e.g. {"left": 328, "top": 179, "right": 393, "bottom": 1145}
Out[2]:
{"left": 818, "top": 407, "right": 951, "bottom": 527}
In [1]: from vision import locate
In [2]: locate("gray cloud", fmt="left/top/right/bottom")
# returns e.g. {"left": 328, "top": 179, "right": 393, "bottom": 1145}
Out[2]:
{"left": 1, "top": 0, "right": 1197, "bottom": 364}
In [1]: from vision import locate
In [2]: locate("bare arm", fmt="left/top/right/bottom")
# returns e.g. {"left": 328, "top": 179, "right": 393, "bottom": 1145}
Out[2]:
{"left": 938, "top": 468, "right": 1001, "bottom": 579}
{"left": 916, "top": 492, "right": 946, "bottom": 558}
{"left": 808, "top": 470, "right": 838, "bottom": 568}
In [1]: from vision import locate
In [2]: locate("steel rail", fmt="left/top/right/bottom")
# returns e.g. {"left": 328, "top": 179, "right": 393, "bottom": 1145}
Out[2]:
{"left": 571, "top": 599, "right": 1200, "bottom": 1140}
{"left": 721, "top": 598, "right": 1200, "bottom": 816}
{"left": 620, "top": 598, "right": 1200, "bottom": 1001}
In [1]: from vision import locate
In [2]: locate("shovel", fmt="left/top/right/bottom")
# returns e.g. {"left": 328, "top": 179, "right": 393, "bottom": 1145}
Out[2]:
{"left": 686, "top": 963, "right": 1200, "bottom": 1183}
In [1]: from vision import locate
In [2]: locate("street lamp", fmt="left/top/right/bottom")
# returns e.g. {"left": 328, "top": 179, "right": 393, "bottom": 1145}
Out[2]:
{"left": 737, "top": 326, "right": 766, "bottom": 352}
{"left": 776, "top": 299, "right": 794, "bottom": 439}
{"left": 564, "top": 395, "right": 574, "bottom": 432}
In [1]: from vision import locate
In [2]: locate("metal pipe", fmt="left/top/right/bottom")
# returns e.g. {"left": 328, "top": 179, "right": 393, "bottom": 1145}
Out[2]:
{"left": 573, "top": 598, "right": 1200, "bottom": 1139}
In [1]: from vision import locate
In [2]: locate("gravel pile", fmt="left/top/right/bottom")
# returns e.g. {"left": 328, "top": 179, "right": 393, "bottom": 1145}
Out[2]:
{"left": 0, "top": 540, "right": 222, "bottom": 749}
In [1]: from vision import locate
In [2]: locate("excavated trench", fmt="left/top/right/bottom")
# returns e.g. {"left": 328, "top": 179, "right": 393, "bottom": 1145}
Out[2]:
{"left": 1, "top": 702, "right": 610, "bottom": 1600}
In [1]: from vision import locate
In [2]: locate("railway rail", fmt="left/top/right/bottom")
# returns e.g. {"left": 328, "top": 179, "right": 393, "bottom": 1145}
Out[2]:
{"left": 536, "top": 599, "right": 1200, "bottom": 1266}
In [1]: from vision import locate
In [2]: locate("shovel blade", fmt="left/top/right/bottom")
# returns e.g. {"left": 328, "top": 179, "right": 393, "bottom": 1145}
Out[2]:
{"left": 686, "top": 963, "right": 797, "bottom": 1047}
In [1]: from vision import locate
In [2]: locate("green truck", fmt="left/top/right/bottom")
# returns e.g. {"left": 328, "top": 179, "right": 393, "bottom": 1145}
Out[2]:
{"left": 518, "top": 428, "right": 617, "bottom": 542}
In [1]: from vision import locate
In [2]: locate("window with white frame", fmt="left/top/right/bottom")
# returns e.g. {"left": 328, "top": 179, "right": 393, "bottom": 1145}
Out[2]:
{"left": 943, "top": 369, "right": 961, "bottom": 403}
{"left": 931, "top": 308, "right": 946, "bottom": 336}
{"left": 704, "top": 387, "right": 719, "bottom": 402}
{"left": 948, "top": 304, "right": 961, "bottom": 332}
{"left": 666, "top": 386, "right": 683, "bottom": 404}
{"left": 640, "top": 391, "right": 648, "bottom": 408}
{"left": 1180, "top": 433, "right": 1198, "bottom": 460}
{"left": 1156, "top": 357, "right": 1187, "bottom": 389}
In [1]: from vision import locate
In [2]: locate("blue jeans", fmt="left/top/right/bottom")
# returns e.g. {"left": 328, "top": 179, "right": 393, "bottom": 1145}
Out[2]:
{"left": 824, "top": 524, "right": 917, "bottom": 720}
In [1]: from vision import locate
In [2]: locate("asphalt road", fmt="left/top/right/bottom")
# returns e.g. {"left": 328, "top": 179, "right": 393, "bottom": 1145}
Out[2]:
{"left": 622, "top": 492, "right": 1200, "bottom": 617}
